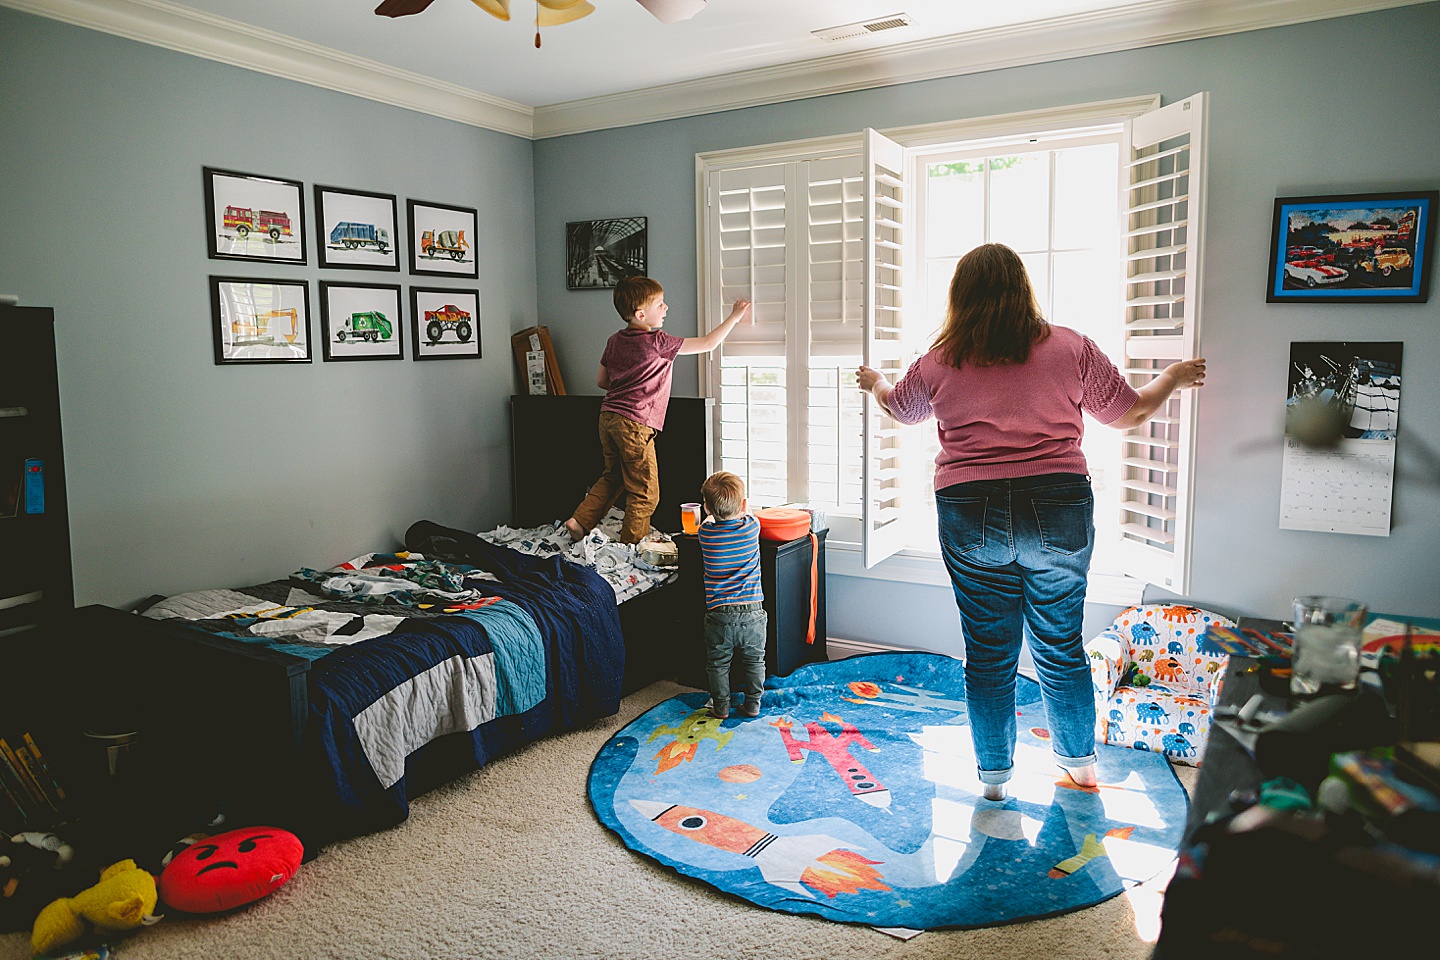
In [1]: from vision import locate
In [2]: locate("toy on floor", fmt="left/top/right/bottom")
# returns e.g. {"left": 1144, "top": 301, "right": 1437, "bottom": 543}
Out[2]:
{"left": 158, "top": 826, "right": 303, "bottom": 914}
{"left": 31, "top": 859, "right": 160, "bottom": 956}
{"left": 1, "top": 832, "right": 91, "bottom": 936}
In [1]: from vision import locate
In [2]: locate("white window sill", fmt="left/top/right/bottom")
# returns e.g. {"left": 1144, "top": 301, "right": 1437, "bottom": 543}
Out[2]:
{"left": 823, "top": 538, "right": 1146, "bottom": 607}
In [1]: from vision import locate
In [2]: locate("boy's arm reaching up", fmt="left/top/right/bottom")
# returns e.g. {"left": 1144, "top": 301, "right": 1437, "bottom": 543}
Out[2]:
{"left": 678, "top": 299, "right": 751, "bottom": 355}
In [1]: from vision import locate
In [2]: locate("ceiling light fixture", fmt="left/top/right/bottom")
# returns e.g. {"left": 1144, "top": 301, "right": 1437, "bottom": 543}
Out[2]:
{"left": 533, "top": 0, "right": 594, "bottom": 47}
{"left": 635, "top": 0, "right": 707, "bottom": 23}
{"left": 470, "top": 0, "right": 510, "bottom": 20}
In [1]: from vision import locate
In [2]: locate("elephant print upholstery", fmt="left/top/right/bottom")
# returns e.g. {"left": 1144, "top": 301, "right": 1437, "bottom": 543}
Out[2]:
{"left": 1085, "top": 603, "right": 1234, "bottom": 766}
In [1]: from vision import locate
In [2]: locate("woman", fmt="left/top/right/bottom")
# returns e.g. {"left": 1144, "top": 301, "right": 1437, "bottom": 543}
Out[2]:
{"left": 857, "top": 243, "right": 1205, "bottom": 801}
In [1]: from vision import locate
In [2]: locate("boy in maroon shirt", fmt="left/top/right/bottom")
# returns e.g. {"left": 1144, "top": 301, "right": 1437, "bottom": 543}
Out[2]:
{"left": 564, "top": 277, "right": 750, "bottom": 544}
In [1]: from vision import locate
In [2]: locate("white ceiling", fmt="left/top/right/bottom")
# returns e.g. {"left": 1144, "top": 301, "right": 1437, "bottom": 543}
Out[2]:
{"left": 148, "top": 0, "right": 1138, "bottom": 107}
{"left": 6, "top": 0, "right": 1428, "bottom": 138}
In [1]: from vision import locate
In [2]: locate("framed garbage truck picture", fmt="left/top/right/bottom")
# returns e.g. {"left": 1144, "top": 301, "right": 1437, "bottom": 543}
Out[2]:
{"left": 315, "top": 185, "right": 400, "bottom": 272}
{"left": 210, "top": 277, "right": 312, "bottom": 365}
{"left": 1266, "top": 190, "right": 1436, "bottom": 303}
{"left": 407, "top": 199, "right": 478, "bottom": 279}
{"left": 319, "top": 281, "right": 404, "bottom": 362}
{"left": 204, "top": 167, "right": 307, "bottom": 264}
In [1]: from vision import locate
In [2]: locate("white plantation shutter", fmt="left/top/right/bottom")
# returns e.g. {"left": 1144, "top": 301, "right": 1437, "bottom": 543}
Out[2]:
{"left": 709, "top": 164, "right": 790, "bottom": 358}
{"left": 861, "top": 128, "right": 910, "bottom": 568}
{"left": 1115, "top": 93, "right": 1208, "bottom": 593}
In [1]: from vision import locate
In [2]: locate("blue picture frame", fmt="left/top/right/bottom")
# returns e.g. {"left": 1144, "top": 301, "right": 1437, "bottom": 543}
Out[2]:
{"left": 1267, "top": 190, "right": 1436, "bottom": 303}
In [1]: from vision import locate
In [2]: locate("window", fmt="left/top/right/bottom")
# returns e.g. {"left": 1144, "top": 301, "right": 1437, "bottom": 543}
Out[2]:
{"left": 697, "top": 95, "right": 1208, "bottom": 596}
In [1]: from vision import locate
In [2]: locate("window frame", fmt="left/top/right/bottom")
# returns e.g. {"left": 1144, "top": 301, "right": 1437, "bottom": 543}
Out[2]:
{"left": 695, "top": 95, "right": 1198, "bottom": 604}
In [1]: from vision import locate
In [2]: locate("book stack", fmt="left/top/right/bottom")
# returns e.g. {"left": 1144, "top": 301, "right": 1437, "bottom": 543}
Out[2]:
{"left": 1330, "top": 748, "right": 1440, "bottom": 853}
{"left": 0, "top": 727, "right": 67, "bottom": 833}
{"left": 1202, "top": 623, "right": 1294, "bottom": 659}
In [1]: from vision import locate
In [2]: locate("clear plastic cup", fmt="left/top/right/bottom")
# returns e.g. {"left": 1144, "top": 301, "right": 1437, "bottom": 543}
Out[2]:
{"left": 681, "top": 502, "right": 701, "bottom": 535}
{"left": 1289, "top": 596, "right": 1367, "bottom": 699}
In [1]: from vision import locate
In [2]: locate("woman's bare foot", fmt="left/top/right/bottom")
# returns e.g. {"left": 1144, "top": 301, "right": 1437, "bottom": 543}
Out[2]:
{"left": 982, "top": 783, "right": 1007, "bottom": 802}
{"left": 1064, "top": 764, "right": 1098, "bottom": 788}
{"left": 562, "top": 518, "right": 584, "bottom": 541}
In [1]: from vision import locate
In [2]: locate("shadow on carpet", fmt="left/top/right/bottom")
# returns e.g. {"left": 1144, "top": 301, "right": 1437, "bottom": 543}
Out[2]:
{"left": 588, "top": 652, "right": 1188, "bottom": 930}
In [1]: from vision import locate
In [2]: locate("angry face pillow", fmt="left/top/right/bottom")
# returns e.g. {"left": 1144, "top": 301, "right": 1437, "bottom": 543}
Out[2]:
{"left": 158, "top": 826, "right": 303, "bottom": 913}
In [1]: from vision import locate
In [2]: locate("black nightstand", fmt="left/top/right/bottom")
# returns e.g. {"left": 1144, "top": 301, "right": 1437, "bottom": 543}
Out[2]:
{"left": 674, "top": 528, "right": 828, "bottom": 689}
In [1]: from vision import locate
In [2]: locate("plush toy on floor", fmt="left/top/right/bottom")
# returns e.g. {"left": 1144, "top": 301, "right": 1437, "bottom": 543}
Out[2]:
{"left": 30, "top": 859, "right": 160, "bottom": 956}
{"left": 158, "top": 826, "right": 303, "bottom": 914}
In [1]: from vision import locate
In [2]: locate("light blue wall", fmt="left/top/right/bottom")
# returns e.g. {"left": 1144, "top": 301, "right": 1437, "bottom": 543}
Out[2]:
{"left": 534, "top": 4, "right": 1440, "bottom": 653}
{"left": 0, "top": 8, "right": 537, "bottom": 608}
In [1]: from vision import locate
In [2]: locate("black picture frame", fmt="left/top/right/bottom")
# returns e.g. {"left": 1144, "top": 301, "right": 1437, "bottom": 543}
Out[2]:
{"left": 203, "top": 167, "right": 306, "bottom": 264}
{"left": 315, "top": 185, "right": 400, "bottom": 272}
{"left": 566, "top": 217, "right": 647, "bottom": 289}
{"left": 407, "top": 199, "right": 479, "bottom": 279}
{"left": 410, "top": 287, "right": 481, "bottom": 361}
{"left": 209, "top": 277, "right": 312, "bottom": 365}
{"left": 1266, "top": 190, "right": 1437, "bottom": 303}
{"left": 319, "top": 281, "right": 404, "bottom": 362}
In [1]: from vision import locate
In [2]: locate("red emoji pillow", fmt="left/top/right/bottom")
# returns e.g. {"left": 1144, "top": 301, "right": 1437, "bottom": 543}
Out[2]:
{"left": 158, "top": 826, "right": 303, "bottom": 913}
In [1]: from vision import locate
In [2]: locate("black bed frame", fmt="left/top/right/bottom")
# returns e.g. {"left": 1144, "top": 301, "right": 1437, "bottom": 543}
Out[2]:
{"left": 61, "top": 394, "right": 713, "bottom": 850}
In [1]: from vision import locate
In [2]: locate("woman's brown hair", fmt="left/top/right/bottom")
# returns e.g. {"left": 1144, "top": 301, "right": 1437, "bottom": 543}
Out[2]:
{"left": 931, "top": 243, "right": 1049, "bottom": 367}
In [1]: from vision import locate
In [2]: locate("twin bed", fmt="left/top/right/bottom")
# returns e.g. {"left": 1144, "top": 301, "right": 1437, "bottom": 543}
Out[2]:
{"left": 70, "top": 396, "right": 711, "bottom": 850}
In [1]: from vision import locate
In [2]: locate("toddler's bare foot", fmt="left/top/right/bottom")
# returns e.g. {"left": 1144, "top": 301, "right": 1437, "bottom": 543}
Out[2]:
{"left": 982, "top": 783, "right": 1007, "bottom": 802}
{"left": 1065, "top": 764, "right": 1098, "bottom": 788}
{"left": 562, "top": 518, "right": 584, "bottom": 541}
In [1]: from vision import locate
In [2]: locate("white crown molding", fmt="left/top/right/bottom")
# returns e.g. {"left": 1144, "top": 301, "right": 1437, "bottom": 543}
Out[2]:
{"left": 0, "top": 0, "right": 536, "bottom": 138}
{"left": 532, "top": 0, "right": 1431, "bottom": 138}
{"left": 3, "top": 0, "right": 1430, "bottom": 140}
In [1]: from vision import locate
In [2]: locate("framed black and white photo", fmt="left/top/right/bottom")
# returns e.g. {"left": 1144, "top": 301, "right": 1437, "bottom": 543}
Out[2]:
{"left": 204, "top": 167, "right": 306, "bottom": 264}
{"left": 411, "top": 287, "right": 480, "bottom": 361}
{"left": 319, "top": 281, "right": 404, "bottom": 361}
{"left": 210, "top": 277, "right": 311, "bottom": 365}
{"left": 566, "top": 217, "right": 647, "bottom": 289}
{"left": 315, "top": 185, "right": 400, "bottom": 271}
{"left": 407, "top": 199, "right": 478, "bottom": 278}
{"left": 1267, "top": 190, "right": 1436, "bottom": 303}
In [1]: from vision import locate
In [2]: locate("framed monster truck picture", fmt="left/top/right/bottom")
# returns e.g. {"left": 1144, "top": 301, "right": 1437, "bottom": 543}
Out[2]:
{"left": 411, "top": 287, "right": 480, "bottom": 361}
{"left": 407, "top": 199, "right": 478, "bottom": 279}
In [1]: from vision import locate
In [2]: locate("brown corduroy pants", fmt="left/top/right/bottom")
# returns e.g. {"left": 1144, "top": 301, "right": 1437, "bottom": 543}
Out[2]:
{"left": 571, "top": 411, "right": 659, "bottom": 544}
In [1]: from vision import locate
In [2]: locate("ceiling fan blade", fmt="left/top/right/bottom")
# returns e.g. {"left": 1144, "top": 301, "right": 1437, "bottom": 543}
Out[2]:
{"left": 374, "top": 0, "right": 438, "bottom": 17}
{"left": 635, "top": 0, "right": 707, "bottom": 24}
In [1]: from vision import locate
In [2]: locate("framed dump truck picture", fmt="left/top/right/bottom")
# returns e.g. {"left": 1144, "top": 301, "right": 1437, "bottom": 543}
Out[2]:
{"left": 204, "top": 167, "right": 306, "bottom": 264}
{"left": 408, "top": 199, "right": 478, "bottom": 279}
{"left": 210, "top": 277, "right": 312, "bottom": 365}
{"left": 315, "top": 185, "right": 400, "bottom": 272}
{"left": 319, "top": 281, "right": 404, "bottom": 362}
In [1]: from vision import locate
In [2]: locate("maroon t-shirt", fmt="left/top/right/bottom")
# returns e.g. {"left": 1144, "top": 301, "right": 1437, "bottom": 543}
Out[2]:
{"left": 600, "top": 327, "right": 685, "bottom": 430}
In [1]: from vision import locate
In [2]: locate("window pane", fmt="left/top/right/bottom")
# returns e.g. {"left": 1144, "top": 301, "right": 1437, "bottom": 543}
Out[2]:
{"left": 719, "top": 357, "right": 786, "bottom": 507}
{"left": 1053, "top": 143, "right": 1120, "bottom": 251}
{"left": 1019, "top": 252, "right": 1051, "bottom": 316}
{"left": 1051, "top": 249, "right": 1119, "bottom": 346}
{"left": 924, "top": 161, "right": 985, "bottom": 258}
{"left": 988, "top": 154, "right": 1050, "bottom": 252}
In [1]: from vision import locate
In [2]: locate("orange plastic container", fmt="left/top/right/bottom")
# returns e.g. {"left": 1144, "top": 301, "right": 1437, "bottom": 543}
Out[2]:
{"left": 754, "top": 507, "right": 811, "bottom": 542}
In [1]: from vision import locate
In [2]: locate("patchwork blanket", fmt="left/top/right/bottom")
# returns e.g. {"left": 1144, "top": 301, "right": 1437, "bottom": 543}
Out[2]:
{"left": 144, "top": 528, "right": 627, "bottom": 835}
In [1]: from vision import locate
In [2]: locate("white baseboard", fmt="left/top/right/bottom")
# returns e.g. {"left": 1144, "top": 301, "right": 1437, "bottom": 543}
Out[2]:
{"left": 825, "top": 636, "right": 908, "bottom": 660}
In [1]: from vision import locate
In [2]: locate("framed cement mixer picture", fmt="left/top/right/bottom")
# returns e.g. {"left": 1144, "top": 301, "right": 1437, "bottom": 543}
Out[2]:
{"left": 407, "top": 198, "right": 478, "bottom": 279}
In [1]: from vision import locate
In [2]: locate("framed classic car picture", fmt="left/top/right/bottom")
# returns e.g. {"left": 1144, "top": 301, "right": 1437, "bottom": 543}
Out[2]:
{"left": 1267, "top": 191, "right": 1436, "bottom": 303}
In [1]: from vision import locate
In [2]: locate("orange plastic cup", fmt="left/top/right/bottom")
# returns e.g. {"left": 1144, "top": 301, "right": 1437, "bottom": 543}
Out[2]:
{"left": 681, "top": 502, "right": 701, "bottom": 535}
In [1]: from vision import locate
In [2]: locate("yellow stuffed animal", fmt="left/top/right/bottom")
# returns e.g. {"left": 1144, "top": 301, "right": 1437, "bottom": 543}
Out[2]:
{"left": 31, "top": 858, "right": 161, "bottom": 956}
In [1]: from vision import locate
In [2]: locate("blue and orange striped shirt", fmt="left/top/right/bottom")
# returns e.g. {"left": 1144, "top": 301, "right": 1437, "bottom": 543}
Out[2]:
{"left": 697, "top": 514, "right": 762, "bottom": 610}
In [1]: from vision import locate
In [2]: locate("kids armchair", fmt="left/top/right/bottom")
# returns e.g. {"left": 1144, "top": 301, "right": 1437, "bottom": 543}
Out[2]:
{"left": 1086, "top": 603, "right": 1235, "bottom": 765}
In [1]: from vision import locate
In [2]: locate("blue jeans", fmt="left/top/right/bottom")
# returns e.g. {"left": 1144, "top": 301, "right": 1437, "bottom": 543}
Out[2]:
{"left": 703, "top": 602, "right": 768, "bottom": 709}
{"left": 936, "top": 473, "right": 1098, "bottom": 786}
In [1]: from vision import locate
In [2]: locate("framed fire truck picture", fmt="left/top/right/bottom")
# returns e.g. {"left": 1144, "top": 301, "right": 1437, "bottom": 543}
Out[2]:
{"left": 204, "top": 167, "right": 307, "bottom": 264}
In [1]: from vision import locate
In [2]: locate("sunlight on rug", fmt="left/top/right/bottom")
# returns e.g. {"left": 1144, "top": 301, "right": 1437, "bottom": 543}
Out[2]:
{"left": 588, "top": 653, "right": 1188, "bottom": 931}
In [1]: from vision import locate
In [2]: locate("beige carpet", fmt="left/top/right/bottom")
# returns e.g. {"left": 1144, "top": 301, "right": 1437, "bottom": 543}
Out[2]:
{"left": 1, "top": 680, "right": 1195, "bottom": 960}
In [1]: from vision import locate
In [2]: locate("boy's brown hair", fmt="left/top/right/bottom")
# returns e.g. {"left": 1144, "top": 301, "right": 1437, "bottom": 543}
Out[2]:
{"left": 613, "top": 276, "right": 664, "bottom": 322}
{"left": 700, "top": 471, "right": 746, "bottom": 521}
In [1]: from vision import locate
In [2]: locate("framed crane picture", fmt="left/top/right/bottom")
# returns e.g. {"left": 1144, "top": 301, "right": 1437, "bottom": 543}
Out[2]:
{"left": 566, "top": 217, "right": 647, "bottom": 289}
{"left": 210, "top": 277, "right": 312, "bottom": 364}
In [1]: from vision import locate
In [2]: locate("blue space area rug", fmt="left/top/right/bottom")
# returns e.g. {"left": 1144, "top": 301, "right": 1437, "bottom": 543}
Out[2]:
{"left": 588, "top": 652, "right": 1189, "bottom": 930}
